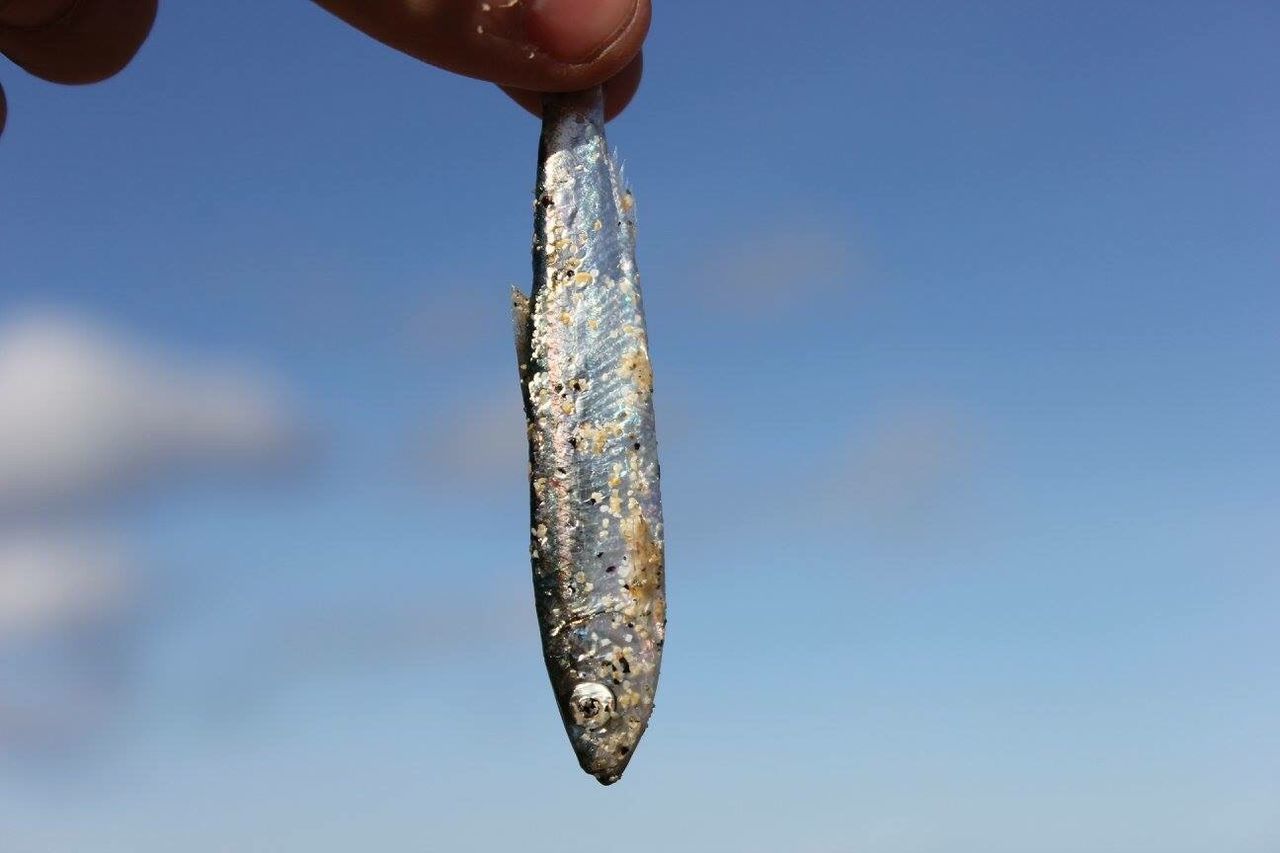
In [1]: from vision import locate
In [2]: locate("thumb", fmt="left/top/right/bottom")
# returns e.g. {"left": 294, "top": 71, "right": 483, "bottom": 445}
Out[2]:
{"left": 0, "top": 0, "right": 157, "bottom": 85}
{"left": 311, "top": 0, "right": 649, "bottom": 119}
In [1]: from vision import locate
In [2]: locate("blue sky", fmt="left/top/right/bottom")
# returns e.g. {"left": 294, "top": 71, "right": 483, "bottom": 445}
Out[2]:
{"left": 1, "top": 1, "right": 1278, "bottom": 851}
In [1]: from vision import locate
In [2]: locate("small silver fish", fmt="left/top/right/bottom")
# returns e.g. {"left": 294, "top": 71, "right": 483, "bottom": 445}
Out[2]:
{"left": 512, "top": 87, "right": 665, "bottom": 785}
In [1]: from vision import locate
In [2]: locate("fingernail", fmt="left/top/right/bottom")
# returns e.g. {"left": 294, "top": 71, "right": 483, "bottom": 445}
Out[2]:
{"left": 526, "top": 0, "right": 637, "bottom": 63}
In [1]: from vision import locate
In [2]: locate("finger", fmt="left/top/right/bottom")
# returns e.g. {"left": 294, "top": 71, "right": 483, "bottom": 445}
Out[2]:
{"left": 0, "top": 0, "right": 157, "bottom": 85}
{"left": 312, "top": 0, "right": 649, "bottom": 94}
{"left": 501, "top": 49, "right": 642, "bottom": 121}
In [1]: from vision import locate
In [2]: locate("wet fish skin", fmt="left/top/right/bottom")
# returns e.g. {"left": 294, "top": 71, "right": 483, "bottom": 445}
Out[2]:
{"left": 512, "top": 87, "right": 665, "bottom": 785}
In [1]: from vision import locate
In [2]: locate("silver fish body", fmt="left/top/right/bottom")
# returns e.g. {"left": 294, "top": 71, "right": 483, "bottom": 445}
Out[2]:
{"left": 512, "top": 88, "right": 665, "bottom": 785}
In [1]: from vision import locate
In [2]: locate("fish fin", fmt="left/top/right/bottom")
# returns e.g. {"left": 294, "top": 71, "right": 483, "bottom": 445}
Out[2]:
{"left": 511, "top": 286, "right": 533, "bottom": 374}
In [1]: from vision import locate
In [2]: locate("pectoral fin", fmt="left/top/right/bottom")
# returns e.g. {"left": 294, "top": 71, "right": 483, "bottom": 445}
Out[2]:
{"left": 511, "top": 286, "right": 533, "bottom": 376}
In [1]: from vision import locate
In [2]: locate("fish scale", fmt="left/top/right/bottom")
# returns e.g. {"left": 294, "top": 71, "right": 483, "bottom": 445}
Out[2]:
{"left": 512, "top": 87, "right": 665, "bottom": 785}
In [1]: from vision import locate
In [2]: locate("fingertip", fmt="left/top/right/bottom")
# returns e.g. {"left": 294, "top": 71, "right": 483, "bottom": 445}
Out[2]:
{"left": 0, "top": 0, "right": 157, "bottom": 85}
{"left": 525, "top": 0, "right": 638, "bottom": 65}
{"left": 601, "top": 51, "right": 642, "bottom": 121}
{"left": 501, "top": 51, "right": 643, "bottom": 123}
{"left": 510, "top": 0, "right": 649, "bottom": 92}
{"left": 500, "top": 86, "right": 544, "bottom": 120}
{"left": 315, "top": 0, "right": 648, "bottom": 108}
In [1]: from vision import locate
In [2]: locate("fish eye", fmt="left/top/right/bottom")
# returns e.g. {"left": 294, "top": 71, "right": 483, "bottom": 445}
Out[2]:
{"left": 569, "top": 682, "right": 616, "bottom": 729}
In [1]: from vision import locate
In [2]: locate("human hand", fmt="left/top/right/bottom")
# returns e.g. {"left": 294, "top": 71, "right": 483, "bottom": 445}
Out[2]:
{"left": 312, "top": 0, "right": 650, "bottom": 121}
{"left": 0, "top": 0, "right": 649, "bottom": 138}
{"left": 0, "top": 0, "right": 158, "bottom": 135}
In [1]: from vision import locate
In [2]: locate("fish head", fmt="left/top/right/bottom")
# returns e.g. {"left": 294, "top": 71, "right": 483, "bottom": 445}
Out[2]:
{"left": 551, "top": 611, "right": 662, "bottom": 785}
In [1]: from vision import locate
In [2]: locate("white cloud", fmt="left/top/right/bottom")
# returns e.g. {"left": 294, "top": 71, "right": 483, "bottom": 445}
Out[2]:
{"left": 0, "top": 311, "right": 298, "bottom": 511}
{"left": 416, "top": 387, "right": 527, "bottom": 487}
{"left": 829, "top": 404, "right": 981, "bottom": 535}
{"left": 0, "top": 310, "right": 304, "bottom": 762}
{"left": 0, "top": 532, "right": 138, "bottom": 640}
{"left": 199, "top": 581, "right": 529, "bottom": 718}
{"left": 698, "top": 225, "right": 862, "bottom": 319}
{"left": 0, "top": 531, "right": 142, "bottom": 760}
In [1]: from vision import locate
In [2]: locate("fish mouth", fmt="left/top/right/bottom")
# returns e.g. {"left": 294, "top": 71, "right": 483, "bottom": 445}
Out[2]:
{"left": 571, "top": 732, "right": 637, "bottom": 785}
{"left": 579, "top": 752, "right": 631, "bottom": 786}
